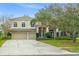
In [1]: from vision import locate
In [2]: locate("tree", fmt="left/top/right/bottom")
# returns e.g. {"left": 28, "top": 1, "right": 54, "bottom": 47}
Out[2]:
{"left": 54, "top": 4, "right": 79, "bottom": 43}
{"left": 62, "top": 4, "right": 79, "bottom": 43}
{"left": 34, "top": 8, "right": 52, "bottom": 38}
{"left": 0, "top": 15, "right": 13, "bottom": 37}
{"left": 48, "top": 5, "right": 63, "bottom": 38}
{"left": 33, "top": 3, "right": 79, "bottom": 43}
{"left": 34, "top": 4, "right": 64, "bottom": 38}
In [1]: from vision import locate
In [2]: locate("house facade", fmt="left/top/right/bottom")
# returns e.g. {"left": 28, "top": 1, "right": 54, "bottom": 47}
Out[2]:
{"left": 2, "top": 16, "right": 66, "bottom": 39}
{"left": 34, "top": 22, "right": 50, "bottom": 38}
{"left": 6, "top": 16, "right": 36, "bottom": 40}
{"left": 34, "top": 22, "right": 62, "bottom": 38}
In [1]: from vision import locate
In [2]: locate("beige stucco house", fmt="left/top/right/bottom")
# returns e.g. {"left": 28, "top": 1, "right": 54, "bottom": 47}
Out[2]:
{"left": 5, "top": 16, "right": 36, "bottom": 40}
{"left": 2, "top": 16, "right": 61, "bottom": 39}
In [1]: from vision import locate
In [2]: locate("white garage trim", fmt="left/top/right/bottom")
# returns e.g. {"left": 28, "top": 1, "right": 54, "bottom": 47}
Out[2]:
{"left": 26, "top": 32, "right": 29, "bottom": 40}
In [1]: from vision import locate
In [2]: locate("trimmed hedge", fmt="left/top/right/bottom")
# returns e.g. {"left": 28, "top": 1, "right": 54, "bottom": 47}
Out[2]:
{"left": 36, "top": 36, "right": 73, "bottom": 40}
{"left": 53, "top": 36, "right": 72, "bottom": 40}
{"left": 36, "top": 32, "right": 73, "bottom": 40}
{"left": 36, "top": 37, "right": 53, "bottom": 40}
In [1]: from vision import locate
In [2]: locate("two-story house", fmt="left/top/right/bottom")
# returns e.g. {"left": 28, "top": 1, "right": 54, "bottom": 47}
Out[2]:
{"left": 6, "top": 16, "right": 36, "bottom": 40}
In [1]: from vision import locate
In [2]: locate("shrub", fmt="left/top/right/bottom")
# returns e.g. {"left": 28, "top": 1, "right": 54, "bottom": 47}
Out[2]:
{"left": 36, "top": 37, "right": 53, "bottom": 40}
{"left": 36, "top": 33, "right": 40, "bottom": 38}
{"left": 45, "top": 32, "right": 52, "bottom": 38}
{"left": 0, "top": 32, "right": 2, "bottom": 36}
{"left": 7, "top": 32, "right": 12, "bottom": 39}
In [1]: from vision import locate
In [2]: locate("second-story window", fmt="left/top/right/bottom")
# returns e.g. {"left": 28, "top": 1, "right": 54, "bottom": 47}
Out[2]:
{"left": 22, "top": 22, "right": 25, "bottom": 27}
{"left": 14, "top": 22, "right": 17, "bottom": 27}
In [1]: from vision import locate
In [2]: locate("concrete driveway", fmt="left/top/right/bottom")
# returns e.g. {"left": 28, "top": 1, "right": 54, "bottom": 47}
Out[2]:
{"left": 0, "top": 40, "right": 72, "bottom": 55}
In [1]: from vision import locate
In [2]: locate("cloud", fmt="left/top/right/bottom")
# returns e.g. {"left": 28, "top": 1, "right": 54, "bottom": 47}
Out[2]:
{"left": 17, "top": 3, "right": 44, "bottom": 9}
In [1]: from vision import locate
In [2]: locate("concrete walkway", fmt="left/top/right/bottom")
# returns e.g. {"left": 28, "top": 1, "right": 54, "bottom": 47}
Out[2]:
{"left": 0, "top": 40, "right": 72, "bottom": 55}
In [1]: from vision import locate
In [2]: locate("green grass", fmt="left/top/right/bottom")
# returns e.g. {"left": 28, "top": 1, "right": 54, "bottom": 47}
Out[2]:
{"left": 0, "top": 37, "right": 6, "bottom": 47}
{"left": 39, "top": 39, "right": 79, "bottom": 52}
{"left": 0, "top": 39, "right": 6, "bottom": 47}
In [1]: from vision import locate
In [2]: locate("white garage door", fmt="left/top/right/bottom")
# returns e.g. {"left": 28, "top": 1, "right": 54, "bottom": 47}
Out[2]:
{"left": 28, "top": 32, "right": 36, "bottom": 40}
{"left": 12, "top": 32, "right": 27, "bottom": 39}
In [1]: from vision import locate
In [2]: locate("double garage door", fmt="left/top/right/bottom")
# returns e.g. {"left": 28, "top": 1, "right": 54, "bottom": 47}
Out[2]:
{"left": 12, "top": 32, "right": 36, "bottom": 40}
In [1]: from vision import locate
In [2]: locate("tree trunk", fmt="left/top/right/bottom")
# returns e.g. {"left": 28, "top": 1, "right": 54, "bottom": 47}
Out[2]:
{"left": 72, "top": 31, "right": 76, "bottom": 43}
{"left": 54, "top": 30, "right": 56, "bottom": 39}
{"left": 59, "top": 31, "right": 61, "bottom": 37}
{"left": 41, "top": 27, "right": 44, "bottom": 38}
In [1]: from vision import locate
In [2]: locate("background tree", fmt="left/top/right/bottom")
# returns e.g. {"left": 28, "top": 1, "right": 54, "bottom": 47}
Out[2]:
{"left": 32, "top": 3, "right": 79, "bottom": 43}
{"left": 0, "top": 15, "right": 13, "bottom": 38}
{"left": 34, "top": 8, "right": 52, "bottom": 38}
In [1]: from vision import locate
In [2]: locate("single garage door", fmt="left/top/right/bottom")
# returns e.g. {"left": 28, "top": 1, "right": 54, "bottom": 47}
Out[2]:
{"left": 28, "top": 32, "right": 36, "bottom": 40}
{"left": 12, "top": 32, "right": 27, "bottom": 39}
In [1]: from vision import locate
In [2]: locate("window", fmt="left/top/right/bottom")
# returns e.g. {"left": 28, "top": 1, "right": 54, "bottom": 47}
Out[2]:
{"left": 13, "top": 22, "right": 17, "bottom": 27}
{"left": 31, "top": 23, "right": 35, "bottom": 27}
{"left": 22, "top": 22, "right": 25, "bottom": 27}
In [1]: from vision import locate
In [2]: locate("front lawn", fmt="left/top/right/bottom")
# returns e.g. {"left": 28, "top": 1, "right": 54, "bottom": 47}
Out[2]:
{"left": 0, "top": 37, "right": 6, "bottom": 47}
{"left": 39, "top": 39, "right": 79, "bottom": 52}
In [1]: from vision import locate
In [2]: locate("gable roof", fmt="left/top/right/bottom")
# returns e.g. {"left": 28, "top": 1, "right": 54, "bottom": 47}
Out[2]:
{"left": 9, "top": 16, "right": 32, "bottom": 21}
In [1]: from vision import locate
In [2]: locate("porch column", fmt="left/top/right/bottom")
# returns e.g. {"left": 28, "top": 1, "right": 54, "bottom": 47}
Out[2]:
{"left": 46, "top": 27, "right": 49, "bottom": 33}
{"left": 41, "top": 27, "right": 43, "bottom": 38}
{"left": 36, "top": 27, "right": 39, "bottom": 33}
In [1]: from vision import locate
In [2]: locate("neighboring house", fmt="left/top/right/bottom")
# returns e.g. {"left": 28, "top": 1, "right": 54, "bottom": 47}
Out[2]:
{"left": 3, "top": 16, "right": 36, "bottom": 40}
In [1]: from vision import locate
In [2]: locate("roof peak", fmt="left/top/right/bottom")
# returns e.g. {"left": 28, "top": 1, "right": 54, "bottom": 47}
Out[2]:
{"left": 9, "top": 16, "right": 32, "bottom": 21}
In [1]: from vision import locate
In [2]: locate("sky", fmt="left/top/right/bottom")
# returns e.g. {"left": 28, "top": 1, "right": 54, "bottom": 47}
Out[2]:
{"left": 0, "top": 3, "right": 51, "bottom": 18}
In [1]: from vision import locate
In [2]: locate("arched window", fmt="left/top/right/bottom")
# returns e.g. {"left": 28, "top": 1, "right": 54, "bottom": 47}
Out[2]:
{"left": 22, "top": 22, "right": 25, "bottom": 27}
